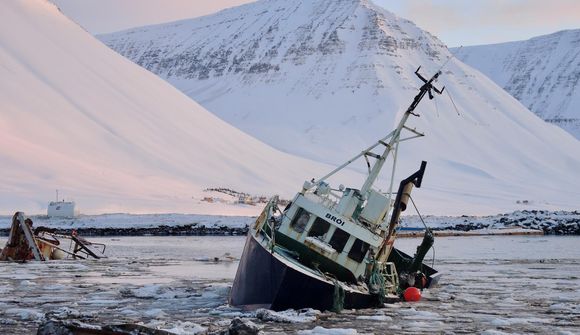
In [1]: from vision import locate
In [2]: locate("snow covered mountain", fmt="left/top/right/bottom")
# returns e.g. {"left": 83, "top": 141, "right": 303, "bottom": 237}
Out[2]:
{"left": 99, "top": 0, "right": 580, "bottom": 215}
{"left": 0, "top": 0, "right": 346, "bottom": 215}
{"left": 452, "top": 29, "right": 580, "bottom": 141}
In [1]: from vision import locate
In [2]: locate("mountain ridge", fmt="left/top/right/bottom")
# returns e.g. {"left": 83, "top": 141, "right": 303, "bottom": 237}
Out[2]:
{"left": 452, "top": 29, "right": 580, "bottom": 140}
{"left": 99, "top": 0, "right": 580, "bottom": 215}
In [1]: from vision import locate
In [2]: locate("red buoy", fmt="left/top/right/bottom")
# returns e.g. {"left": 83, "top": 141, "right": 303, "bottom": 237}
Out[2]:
{"left": 403, "top": 287, "right": 421, "bottom": 302}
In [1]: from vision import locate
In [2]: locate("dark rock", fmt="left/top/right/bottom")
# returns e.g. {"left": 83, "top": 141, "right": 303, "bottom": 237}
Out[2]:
{"left": 37, "top": 321, "right": 75, "bottom": 335}
{"left": 226, "top": 317, "right": 260, "bottom": 335}
{"left": 37, "top": 320, "right": 175, "bottom": 335}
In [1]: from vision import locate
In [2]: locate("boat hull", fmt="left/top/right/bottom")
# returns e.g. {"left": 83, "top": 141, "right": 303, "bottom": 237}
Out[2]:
{"left": 231, "top": 232, "right": 385, "bottom": 311}
{"left": 230, "top": 232, "right": 380, "bottom": 311}
{"left": 230, "top": 231, "right": 441, "bottom": 311}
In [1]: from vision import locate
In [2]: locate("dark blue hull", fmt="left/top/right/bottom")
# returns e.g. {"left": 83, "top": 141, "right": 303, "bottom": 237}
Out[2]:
{"left": 229, "top": 233, "right": 380, "bottom": 311}
{"left": 230, "top": 232, "right": 441, "bottom": 311}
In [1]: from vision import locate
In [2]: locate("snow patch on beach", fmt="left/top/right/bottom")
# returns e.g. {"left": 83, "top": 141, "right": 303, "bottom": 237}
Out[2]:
{"left": 5, "top": 308, "right": 44, "bottom": 321}
{"left": 298, "top": 326, "right": 359, "bottom": 335}
{"left": 356, "top": 310, "right": 393, "bottom": 321}
{"left": 256, "top": 308, "right": 321, "bottom": 323}
{"left": 0, "top": 213, "right": 254, "bottom": 230}
{"left": 146, "top": 320, "right": 207, "bottom": 334}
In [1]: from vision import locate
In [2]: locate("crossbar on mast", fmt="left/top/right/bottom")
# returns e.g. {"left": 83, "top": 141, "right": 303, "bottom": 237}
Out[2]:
{"left": 359, "top": 68, "right": 444, "bottom": 195}
{"left": 308, "top": 67, "right": 445, "bottom": 200}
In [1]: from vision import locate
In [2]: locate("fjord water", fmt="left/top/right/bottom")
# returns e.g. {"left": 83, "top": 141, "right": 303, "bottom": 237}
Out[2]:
{"left": 0, "top": 235, "right": 578, "bottom": 334}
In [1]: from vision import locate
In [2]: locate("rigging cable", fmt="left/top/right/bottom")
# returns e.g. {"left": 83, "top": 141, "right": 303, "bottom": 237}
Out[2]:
{"left": 409, "top": 195, "right": 436, "bottom": 268}
{"left": 447, "top": 89, "right": 461, "bottom": 116}
{"left": 437, "top": 45, "right": 462, "bottom": 118}
{"left": 435, "top": 45, "right": 462, "bottom": 74}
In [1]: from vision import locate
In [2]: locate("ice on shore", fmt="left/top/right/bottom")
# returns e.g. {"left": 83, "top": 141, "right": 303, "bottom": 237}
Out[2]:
{"left": 356, "top": 310, "right": 393, "bottom": 321}
{"left": 0, "top": 235, "right": 578, "bottom": 334}
{"left": 298, "top": 326, "right": 359, "bottom": 335}
{"left": 145, "top": 320, "right": 206, "bottom": 334}
{"left": 256, "top": 308, "right": 320, "bottom": 323}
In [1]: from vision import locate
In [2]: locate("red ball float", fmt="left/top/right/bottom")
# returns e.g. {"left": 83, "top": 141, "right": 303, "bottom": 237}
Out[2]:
{"left": 403, "top": 287, "right": 421, "bottom": 302}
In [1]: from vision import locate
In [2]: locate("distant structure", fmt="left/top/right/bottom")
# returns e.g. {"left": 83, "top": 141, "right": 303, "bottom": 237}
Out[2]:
{"left": 47, "top": 190, "right": 76, "bottom": 217}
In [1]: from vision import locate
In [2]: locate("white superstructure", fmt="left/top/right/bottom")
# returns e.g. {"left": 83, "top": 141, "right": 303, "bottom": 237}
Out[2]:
{"left": 48, "top": 200, "right": 76, "bottom": 217}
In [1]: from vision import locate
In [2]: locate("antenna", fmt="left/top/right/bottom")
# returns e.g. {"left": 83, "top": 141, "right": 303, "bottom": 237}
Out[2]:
{"left": 406, "top": 66, "right": 445, "bottom": 117}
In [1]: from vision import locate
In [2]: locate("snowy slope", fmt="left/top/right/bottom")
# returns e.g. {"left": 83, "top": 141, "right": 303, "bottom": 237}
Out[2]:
{"left": 0, "top": 0, "right": 352, "bottom": 215}
{"left": 452, "top": 29, "right": 580, "bottom": 140}
{"left": 99, "top": 0, "right": 580, "bottom": 214}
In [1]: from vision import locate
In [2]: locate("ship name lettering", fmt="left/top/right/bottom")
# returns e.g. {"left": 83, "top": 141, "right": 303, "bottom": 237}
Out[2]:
{"left": 325, "top": 213, "right": 345, "bottom": 226}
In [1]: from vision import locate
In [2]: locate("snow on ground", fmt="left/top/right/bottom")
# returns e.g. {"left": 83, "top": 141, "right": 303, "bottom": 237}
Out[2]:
{"left": 401, "top": 210, "right": 580, "bottom": 234}
{"left": 0, "top": 0, "right": 356, "bottom": 216}
{"left": 0, "top": 213, "right": 254, "bottom": 230}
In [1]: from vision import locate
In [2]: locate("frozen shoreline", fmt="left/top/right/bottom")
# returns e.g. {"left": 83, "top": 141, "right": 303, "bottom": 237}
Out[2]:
{"left": 1, "top": 235, "right": 579, "bottom": 334}
{"left": 0, "top": 210, "right": 578, "bottom": 236}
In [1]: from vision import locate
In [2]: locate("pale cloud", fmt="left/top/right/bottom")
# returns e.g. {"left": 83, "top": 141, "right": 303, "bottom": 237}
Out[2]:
{"left": 53, "top": 0, "right": 580, "bottom": 46}
{"left": 52, "top": 0, "right": 256, "bottom": 34}
{"left": 378, "top": 0, "right": 580, "bottom": 46}
{"left": 478, "top": 0, "right": 580, "bottom": 28}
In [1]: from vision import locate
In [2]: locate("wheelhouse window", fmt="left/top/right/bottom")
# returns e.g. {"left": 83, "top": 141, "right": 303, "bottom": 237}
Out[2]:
{"left": 307, "top": 217, "right": 330, "bottom": 238}
{"left": 329, "top": 228, "right": 349, "bottom": 253}
{"left": 348, "top": 238, "right": 370, "bottom": 263}
{"left": 290, "top": 208, "right": 310, "bottom": 233}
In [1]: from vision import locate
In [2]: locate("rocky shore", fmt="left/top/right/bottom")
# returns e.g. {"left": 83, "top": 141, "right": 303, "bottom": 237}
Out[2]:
{"left": 0, "top": 223, "right": 248, "bottom": 237}
{"left": 432, "top": 210, "right": 580, "bottom": 235}
{"left": 1, "top": 210, "right": 578, "bottom": 237}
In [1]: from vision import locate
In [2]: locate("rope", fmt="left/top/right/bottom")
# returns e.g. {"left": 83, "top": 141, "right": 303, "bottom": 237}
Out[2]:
{"left": 331, "top": 278, "right": 345, "bottom": 312}
{"left": 367, "top": 259, "right": 386, "bottom": 305}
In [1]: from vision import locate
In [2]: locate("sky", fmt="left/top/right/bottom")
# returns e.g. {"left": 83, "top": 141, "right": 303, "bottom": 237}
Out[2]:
{"left": 52, "top": 0, "right": 580, "bottom": 47}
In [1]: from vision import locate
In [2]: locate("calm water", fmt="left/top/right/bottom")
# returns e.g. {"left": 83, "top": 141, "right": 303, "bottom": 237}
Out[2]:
{"left": 0, "top": 235, "right": 578, "bottom": 334}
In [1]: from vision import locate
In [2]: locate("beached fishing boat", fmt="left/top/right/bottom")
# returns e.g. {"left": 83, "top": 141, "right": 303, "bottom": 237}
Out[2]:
{"left": 230, "top": 66, "right": 445, "bottom": 311}
{"left": 0, "top": 212, "right": 106, "bottom": 261}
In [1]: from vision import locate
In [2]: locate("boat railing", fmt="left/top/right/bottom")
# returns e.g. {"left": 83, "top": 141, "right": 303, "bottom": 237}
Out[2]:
{"left": 255, "top": 196, "right": 279, "bottom": 250}
{"left": 304, "top": 191, "right": 340, "bottom": 210}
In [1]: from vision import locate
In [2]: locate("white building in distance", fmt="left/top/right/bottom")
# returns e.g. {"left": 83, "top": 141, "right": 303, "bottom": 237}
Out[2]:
{"left": 47, "top": 200, "right": 76, "bottom": 217}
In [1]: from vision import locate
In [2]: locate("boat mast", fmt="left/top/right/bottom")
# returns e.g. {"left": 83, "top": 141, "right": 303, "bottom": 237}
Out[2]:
{"left": 359, "top": 68, "right": 444, "bottom": 195}
{"left": 308, "top": 66, "right": 445, "bottom": 217}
